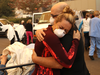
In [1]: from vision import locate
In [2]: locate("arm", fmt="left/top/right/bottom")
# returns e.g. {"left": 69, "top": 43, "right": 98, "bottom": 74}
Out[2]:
{"left": 32, "top": 39, "right": 79, "bottom": 69}
{"left": 42, "top": 30, "right": 80, "bottom": 68}
{"left": 35, "top": 28, "right": 47, "bottom": 42}
{"left": 0, "top": 55, "right": 7, "bottom": 75}
{"left": 78, "top": 20, "right": 83, "bottom": 31}
{"left": 43, "top": 39, "right": 79, "bottom": 68}
{"left": 32, "top": 56, "right": 63, "bottom": 69}
{"left": 32, "top": 30, "right": 80, "bottom": 69}
{"left": 0, "top": 55, "right": 7, "bottom": 65}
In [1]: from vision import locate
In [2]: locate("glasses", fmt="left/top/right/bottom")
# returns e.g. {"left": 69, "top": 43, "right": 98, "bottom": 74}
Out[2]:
{"left": 51, "top": 14, "right": 58, "bottom": 18}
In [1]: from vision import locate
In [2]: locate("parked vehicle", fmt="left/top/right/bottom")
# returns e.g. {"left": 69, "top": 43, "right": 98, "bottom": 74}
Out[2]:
{"left": 0, "top": 18, "right": 19, "bottom": 36}
{"left": 33, "top": 11, "right": 51, "bottom": 42}
{"left": 32, "top": 12, "right": 43, "bottom": 27}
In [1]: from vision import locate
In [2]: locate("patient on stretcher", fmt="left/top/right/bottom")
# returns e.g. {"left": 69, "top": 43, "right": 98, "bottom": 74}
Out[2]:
{"left": 0, "top": 42, "right": 35, "bottom": 75}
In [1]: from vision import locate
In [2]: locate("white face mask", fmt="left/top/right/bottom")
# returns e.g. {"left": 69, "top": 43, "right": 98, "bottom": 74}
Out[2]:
{"left": 54, "top": 29, "right": 66, "bottom": 38}
{"left": 50, "top": 17, "right": 55, "bottom": 25}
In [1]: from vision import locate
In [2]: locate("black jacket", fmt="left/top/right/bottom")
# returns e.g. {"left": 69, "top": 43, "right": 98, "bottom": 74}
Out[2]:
{"left": 60, "top": 25, "right": 90, "bottom": 75}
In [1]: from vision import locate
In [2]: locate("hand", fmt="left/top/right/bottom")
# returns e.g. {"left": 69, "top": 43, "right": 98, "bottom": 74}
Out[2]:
{"left": 32, "top": 49, "right": 37, "bottom": 62}
{"left": 73, "top": 30, "right": 80, "bottom": 40}
{"left": 36, "top": 28, "right": 47, "bottom": 42}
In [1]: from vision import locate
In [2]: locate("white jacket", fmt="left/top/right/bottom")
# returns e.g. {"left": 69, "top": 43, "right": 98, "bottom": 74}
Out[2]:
{"left": 2, "top": 42, "right": 35, "bottom": 75}
{"left": 7, "top": 25, "right": 15, "bottom": 41}
{"left": 7, "top": 25, "right": 18, "bottom": 41}
{"left": 15, "top": 25, "right": 26, "bottom": 40}
{"left": 82, "top": 18, "right": 91, "bottom": 32}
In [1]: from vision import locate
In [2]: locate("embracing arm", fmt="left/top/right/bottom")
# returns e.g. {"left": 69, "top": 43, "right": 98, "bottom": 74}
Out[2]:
{"left": 35, "top": 28, "right": 47, "bottom": 42}
{"left": 32, "top": 55, "right": 63, "bottom": 69}
{"left": 32, "top": 39, "right": 79, "bottom": 69}
{"left": 42, "top": 30, "right": 80, "bottom": 68}
{"left": 32, "top": 30, "right": 80, "bottom": 69}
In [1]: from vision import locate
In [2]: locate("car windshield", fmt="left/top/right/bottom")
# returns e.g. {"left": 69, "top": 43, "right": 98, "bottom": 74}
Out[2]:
{"left": 38, "top": 12, "right": 51, "bottom": 23}
{"left": 0, "top": 19, "right": 10, "bottom": 25}
{"left": 33, "top": 14, "right": 42, "bottom": 23}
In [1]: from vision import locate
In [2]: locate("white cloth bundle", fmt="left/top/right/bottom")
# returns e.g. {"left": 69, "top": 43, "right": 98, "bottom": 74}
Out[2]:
{"left": 15, "top": 25, "right": 26, "bottom": 40}
{"left": 2, "top": 42, "right": 35, "bottom": 75}
{"left": 7, "top": 25, "right": 17, "bottom": 41}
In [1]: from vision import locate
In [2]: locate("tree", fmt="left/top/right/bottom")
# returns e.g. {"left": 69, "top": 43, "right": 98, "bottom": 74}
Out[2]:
{"left": 10, "top": 0, "right": 57, "bottom": 13}
{"left": 0, "top": 0, "right": 15, "bottom": 17}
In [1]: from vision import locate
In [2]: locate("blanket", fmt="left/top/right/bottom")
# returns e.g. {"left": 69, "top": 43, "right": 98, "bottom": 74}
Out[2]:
{"left": 2, "top": 42, "right": 35, "bottom": 75}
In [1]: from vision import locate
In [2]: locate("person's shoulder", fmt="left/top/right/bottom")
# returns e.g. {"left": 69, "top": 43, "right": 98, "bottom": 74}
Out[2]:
{"left": 82, "top": 18, "right": 85, "bottom": 20}
{"left": 73, "top": 24, "right": 78, "bottom": 31}
{"left": 45, "top": 26, "right": 54, "bottom": 37}
{"left": 44, "top": 26, "right": 59, "bottom": 40}
{"left": 92, "top": 17, "right": 96, "bottom": 20}
{"left": 88, "top": 18, "right": 91, "bottom": 20}
{"left": 66, "top": 24, "right": 78, "bottom": 35}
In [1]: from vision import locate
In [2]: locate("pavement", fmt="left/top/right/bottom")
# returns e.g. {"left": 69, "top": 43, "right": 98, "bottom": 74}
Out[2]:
{"left": 0, "top": 37, "right": 100, "bottom": 75}
{"left": 0, "top": 37, "right": 10, "bottom": 53}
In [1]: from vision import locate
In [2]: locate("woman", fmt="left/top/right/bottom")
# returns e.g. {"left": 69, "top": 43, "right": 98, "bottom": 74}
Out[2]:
{"left": 79, "top": 12, "right": 91, "bottom": 50}
{"left": 25, "top": 19, "right": 33, "bottom": 45}
{"left": 32, "top": 8, "right": 81, "bottom": 75}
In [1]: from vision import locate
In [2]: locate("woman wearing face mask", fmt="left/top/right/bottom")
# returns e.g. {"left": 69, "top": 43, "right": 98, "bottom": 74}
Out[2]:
{"left": 32, "top": 9, "right": 81, "bottom": 75}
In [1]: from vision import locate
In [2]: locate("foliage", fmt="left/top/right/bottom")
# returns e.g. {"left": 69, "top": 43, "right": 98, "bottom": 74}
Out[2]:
{"left": 0, "top": 0, "right": 15, "bottom": 17}
{"left": 7, "top": 17, "right": 32, "bottom": 23}
{"left": 9, "top": 0, "right": 57, "bottom": 13}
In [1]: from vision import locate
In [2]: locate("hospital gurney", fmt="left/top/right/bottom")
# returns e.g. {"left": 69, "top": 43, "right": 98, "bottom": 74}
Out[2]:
{"left": 0, "top": 62, "right": 35, "bottom": 75}
{"left": 0, "top": 42, "right": 35, "bottom": 75}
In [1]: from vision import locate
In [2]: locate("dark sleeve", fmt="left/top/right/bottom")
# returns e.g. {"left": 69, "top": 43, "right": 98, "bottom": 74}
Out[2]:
{"left": 35, "top": 39, "right": 45, "bottom": 56}
{"left": 43, "top": 31, "right": 79, "bottom": 68}
{"left": 0, "top": 65, "right": 7, "bottom": 75}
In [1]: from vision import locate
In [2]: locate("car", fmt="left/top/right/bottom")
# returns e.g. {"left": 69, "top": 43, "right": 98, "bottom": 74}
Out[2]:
{"left": 33, "top": 11, "right": 51, "bottom": 42}
{"left": 32, "top": 12, "right": 43, "bottom": 27}
{"left": 0, "top": 18, "right": 19, "bottom": 36}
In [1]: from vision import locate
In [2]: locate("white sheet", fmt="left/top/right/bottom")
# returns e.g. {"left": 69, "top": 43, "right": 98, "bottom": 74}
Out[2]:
{"left": 2, "top": 42, "right": 35, "bottom": 75}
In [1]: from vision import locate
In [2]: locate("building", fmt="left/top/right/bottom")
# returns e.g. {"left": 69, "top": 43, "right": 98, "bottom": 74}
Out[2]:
{"left": 59, "top": 0, "right": 100, "bottom": 11}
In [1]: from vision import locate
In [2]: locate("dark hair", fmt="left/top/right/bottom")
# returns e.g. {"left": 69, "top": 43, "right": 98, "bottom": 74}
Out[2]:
{"left": 94, "top": 10, "right": 99, "bottom": 16}
{"left": 75, "top": 15, "right": 79, "bottom": 20}
{"left": 10, "top": 22, "right": 14, "bottom": 25}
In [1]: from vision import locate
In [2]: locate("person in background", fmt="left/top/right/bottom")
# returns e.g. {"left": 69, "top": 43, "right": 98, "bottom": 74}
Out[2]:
{"left": 90, "top": 12, "right": 94, "bottom": 18}
{"left": 99, "top": 11, "right": 100, "bottom": 18}
{"left": 20, "top": 20, "right": 25, "bottom": 25}
{"left": 32, "top": 2, "right": 90, "bottom": 75}
{"left": 19, "top": 20, "right": 27, "bottom": 44}
{"left": 75, "top": 15, "right": 82, "bottom": 29}
{"left": 7, "top": 22, "right": 20, "bottom": 44}
{"left": 15, "top": 24, "right": 26, "bottom": 43}
{"left": 78, "top": 12, "right": 91, "bottom": 51}
{"left": 25, "top": 19, "right": 33, "bottom": 45}
{"left": 89, "top": 10, "right": 100, "bottom": 60}
{"left": 35, "top": 18, "right": 39, "bottom": 23}
{"left": 7, "top": 22, "right": 15, "bottom": 44}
